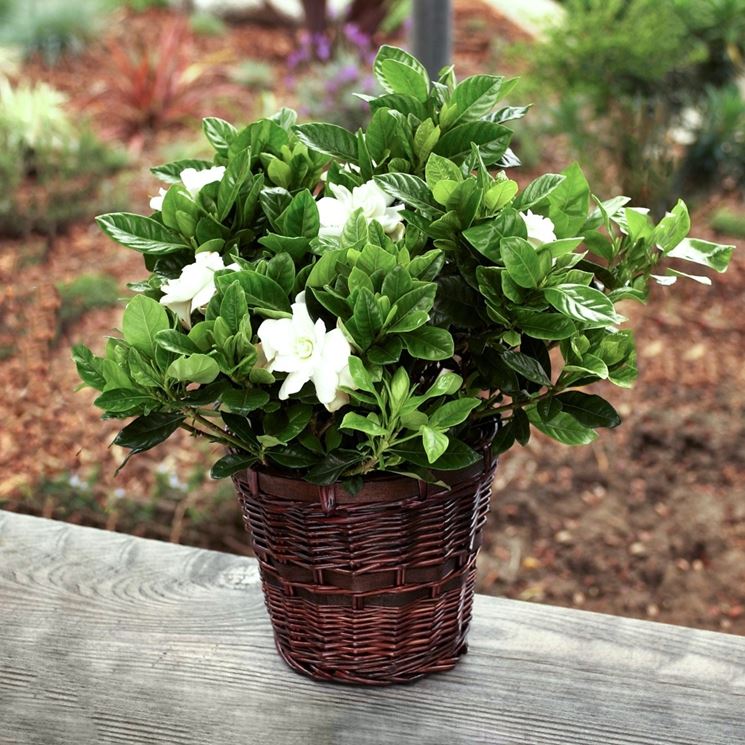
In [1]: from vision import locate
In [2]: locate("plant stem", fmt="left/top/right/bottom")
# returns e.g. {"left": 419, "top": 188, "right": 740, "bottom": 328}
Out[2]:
{"left": 188, "top": 409, "right": 254, "bottom": 453}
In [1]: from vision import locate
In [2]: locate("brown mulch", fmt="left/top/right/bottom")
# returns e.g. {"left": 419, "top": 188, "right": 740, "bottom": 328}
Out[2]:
{"left": 1, "top": 1, "right": 744, "bottom": 633}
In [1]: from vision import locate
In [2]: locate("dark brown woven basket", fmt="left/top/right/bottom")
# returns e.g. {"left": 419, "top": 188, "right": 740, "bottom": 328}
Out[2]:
{"left": 233, "top": 451, "right": 496, "bottom": 686}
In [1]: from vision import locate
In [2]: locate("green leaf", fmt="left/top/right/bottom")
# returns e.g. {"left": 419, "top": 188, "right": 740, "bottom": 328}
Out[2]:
{"left": 463, "top": 208, "right": 526, "bottom": 261}
{"left": 391, "top": 438, "right": 480, "bottom": 470}
{"left": 202, "top": 117, "right": 237, "bottom": 157}
{"left": 374, "top": 173, "right": 439, "bottom": 214}
{"left": 527, "top": 407, "right": 598, "bottom": 446}
{"left": 306, "top": 451, "right": 363, "bottom": 485}
{"left": 268, "top": 445, "right": 319, "bottom": 469}
{"left": 547, "top": 163, "right": 589, "bottom": 238}
{"left": 654, "top": 199, "right": 690, "bottom": 253}
{"left": 449, "top": 74, "right": 512, "bottom": 125}
{"left": 154, "top": 329, "right": 200, "bottom": 355}
{"left": 421, "top": 425, "right": 449, "bottom": 464}
{"left": 72, "top": 345, "right": 106, "bottom": 390}
{"left": 381, "top": 265, "right": 413, "bottom": 302}
{"left": 434, "top": 121, "right": 512, "bottom": 162}
{"left": 512, "top": 310, "right": 576, "bottom": 341}
{"left": 220, "top": 388, "right": 269, "bottom": 415}
{"left": 501, "top": 350, "right": 552, "bottom": 386}
{"left": 150, "top": 159, "right": 213, "bottom": 184}
{"left": 491, "top": 422, "right": 515, "bottom": 456}
{"left": 114, "top": 412, "right": 184, "bottom": 460}
{"left": 346, "top": 288, "right": 383, "bottom": 350}
{"left": 123, "top": 295, "right": 170, "bottom": 357}
{"left": 368, "top": 336, "right": 403, "bottom": 365}
{"left": 388, "top": 310, "right": 429, "bottom": 333}
{"left": 544, "top": 284, "right": 622, "bottom": 327}
{"left": 277, "top": 189, "right": 320, "bottom": 239}
{"left": 306, "top": 249, "right": 342, "bottom": 288}
{"left": 429, "top": 398, "right": 481, "bottom": 429}
{"left": 373, "top": 45, "right": 430, "bottom": 102}
{"left": 219, "top": 280, "right": 248, "bottom": 334}
{"left": 220, "top": 270, "right": 291, "bottom": 314}
{"left": 96, "top": 213, "right": 188, "bottom": 255}
{"left": 347, "top": 356, "right": 376, "bottom": 393}
{"left": 514, "top": 174, "right": 565, "bottom": 210}
{"left": 166, "top": 354, "right": 220, "bottom": 384}
{"left": 485, "top": 179, "right": 518, "bottom": 211}
{"left": 501, "top": 236, "right": 548, "bottom": 288}
{"left": 556, "top": 392, "right": 621, "bottom": 429}
{"left": 210, "top": 453, "right": 256, "bottom": 479}
{"left": 340, "top": 413, "right": 387, "bottom": 437}
{"left": 293, "top": 122, "right": 357, "bottom": 161}
{"left": 400, "top": 326, "right": 454, "bottom": 360}
{"left": 667, "top": 238, "right": 733, "bottom": 273}
{"left": 217, "top": 149, "right": 251, "bottom": 221}
{"left": 425, "top": 153, "right": 463, "bottom": 188}
{"left": 94, "top": 388, "right": 159, "bottom": 415}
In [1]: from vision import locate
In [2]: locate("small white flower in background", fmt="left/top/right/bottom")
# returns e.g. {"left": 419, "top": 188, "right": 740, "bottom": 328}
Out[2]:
{"left": 669, "top": 106, "right": 703, "bottom": 146}
{"left": 317, "top": 179, "right": 405, "bottom": 241}
{"left": 521, "top": 210, "right": 557, "bottom": 247}
{"left": 67, "top": 473, "right": 85, "bottom": 490}
{"left": 148, "top": 166, "right": 226, "bottom": 211}
{"left": 159, "top": 251, "right": 240, "bottom": 328}
{"left": 257, "top": 292, "right": 356, "bottom": 412}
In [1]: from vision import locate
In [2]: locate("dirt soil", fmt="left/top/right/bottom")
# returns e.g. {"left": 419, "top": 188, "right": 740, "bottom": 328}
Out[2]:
{"left": 1, "top": 0, "right": 743, "bottom": 635}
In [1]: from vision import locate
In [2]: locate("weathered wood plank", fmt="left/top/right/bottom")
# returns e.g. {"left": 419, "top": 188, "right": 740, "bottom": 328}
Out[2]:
{"left": 0, "top": 510, "right": 743, "bottom": 745}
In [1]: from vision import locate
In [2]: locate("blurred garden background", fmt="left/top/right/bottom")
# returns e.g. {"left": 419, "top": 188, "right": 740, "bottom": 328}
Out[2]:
{"left": 1, "top": 0, "right": 743, "bottom": 633}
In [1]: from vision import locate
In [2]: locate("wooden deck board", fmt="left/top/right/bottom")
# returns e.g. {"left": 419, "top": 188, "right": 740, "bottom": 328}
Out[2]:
{"left": 1, "top": 510, "right": 744, "bottom": 745}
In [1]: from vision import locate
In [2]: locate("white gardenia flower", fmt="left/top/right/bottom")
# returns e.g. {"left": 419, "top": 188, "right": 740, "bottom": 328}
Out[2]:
{"left": 521, "top": 210, "right": 557, "bottom": 247}
{"left": 180, "top": 166, "right": 226, "bottom": 197}
{"left": 149, "top": 187, "right": 167, "bottom": 211}
{"left": 149, "top": 166, "right": 226, "bottom": 211}
{"left": 257, "top": 292, "right": 356, "bottom": 412}
{"left": 317, "top": 180, "right": 405, "bottom": 241}
{"left": 159, "top": 251, "right": 239, "bottom": 328}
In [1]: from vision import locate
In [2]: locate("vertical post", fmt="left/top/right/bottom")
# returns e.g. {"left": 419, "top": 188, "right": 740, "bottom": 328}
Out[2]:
{"left": 410, "top": 0, "right": 452, "bottom": 79}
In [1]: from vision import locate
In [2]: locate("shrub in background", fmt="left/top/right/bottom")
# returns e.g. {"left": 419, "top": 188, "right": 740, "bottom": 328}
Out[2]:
{"left": 0, "top": 77, "right": 125, "bottom": 236}
{"left": 518, "top": 0, "right": 745, "bottom": 210}
{"left": 56, "top": 273, "right": 121, "bottom": 339}
{"left": 0, "top": 0, "right": 109, "bottom": 63}
{"left": 94, "top": 18, "right": 220, "bottom": 139}
{"left": 679, "top": 85, "right": 745, "bottom": 192}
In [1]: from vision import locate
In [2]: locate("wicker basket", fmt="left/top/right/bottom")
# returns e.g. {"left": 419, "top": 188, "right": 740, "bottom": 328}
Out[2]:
{"left": 233, "top": 451, "right": 496, "bottom": 686}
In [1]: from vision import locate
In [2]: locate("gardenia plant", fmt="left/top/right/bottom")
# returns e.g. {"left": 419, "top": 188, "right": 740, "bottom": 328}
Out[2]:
{"left": 74, "top": 46, "right": 734, "bottom": 488}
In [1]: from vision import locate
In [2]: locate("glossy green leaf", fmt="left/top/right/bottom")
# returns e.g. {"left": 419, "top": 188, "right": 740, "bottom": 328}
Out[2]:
{"left": 166, "top": 354, "right": 220, "bottom": 384}
{"left": 400, "top": 326, "right": 454, "bottom": 360}
{"left": 373, "top": 45, "right": 430, "bottom": 102}
{"left": 544, "top": 284, "right": 622, "bottom": 327}
{"left": 556, "top": 392, "right": 621, "bottom": 428}
{"left": 293, "top": 122, "right": 358, "bottom": 161}
{"left": 97, "top": 213, "right": 188, "bottom": 255}
{"left": 123, "top": 295, "right": 170, "bottom": 357}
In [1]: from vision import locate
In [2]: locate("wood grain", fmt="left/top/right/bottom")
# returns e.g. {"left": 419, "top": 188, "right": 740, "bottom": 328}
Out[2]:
{"left": 1, "top": 510, "right": 744, "bottom": 745}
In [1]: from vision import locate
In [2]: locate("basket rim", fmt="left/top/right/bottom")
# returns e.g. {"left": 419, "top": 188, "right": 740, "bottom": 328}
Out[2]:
{"left": 233, "top": 455, "right": 493, "bottom": 507}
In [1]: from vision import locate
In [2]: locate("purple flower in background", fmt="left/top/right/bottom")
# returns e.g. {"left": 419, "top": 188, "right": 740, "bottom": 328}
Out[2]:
{"left": 313, "top": 33, "right": 331, "bottom": 62}
{"left": 337, "top": 65, "right": 359, "bottom": 85}
{"left": 343, "top": 23, "right": 372, "bottom": 51}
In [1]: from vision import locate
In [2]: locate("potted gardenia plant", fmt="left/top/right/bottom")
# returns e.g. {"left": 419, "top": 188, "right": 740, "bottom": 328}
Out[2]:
{"left": 74, "top": 46, "right": 734, "bottom": 685}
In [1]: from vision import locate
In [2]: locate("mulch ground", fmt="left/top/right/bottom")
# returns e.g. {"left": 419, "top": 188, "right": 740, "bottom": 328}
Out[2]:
{"left": 1, "top": 0, "right": 743, "bottom": 634}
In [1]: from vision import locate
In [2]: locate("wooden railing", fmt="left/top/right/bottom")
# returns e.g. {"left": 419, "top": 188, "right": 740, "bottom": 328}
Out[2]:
{"left": 1, "top": 510, "right": 743, "bottom": 744}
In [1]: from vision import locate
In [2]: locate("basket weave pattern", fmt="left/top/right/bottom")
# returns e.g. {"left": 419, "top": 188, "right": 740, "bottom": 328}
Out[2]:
{"left": 233, "top": 455, "right": 496, "bottom": 685}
